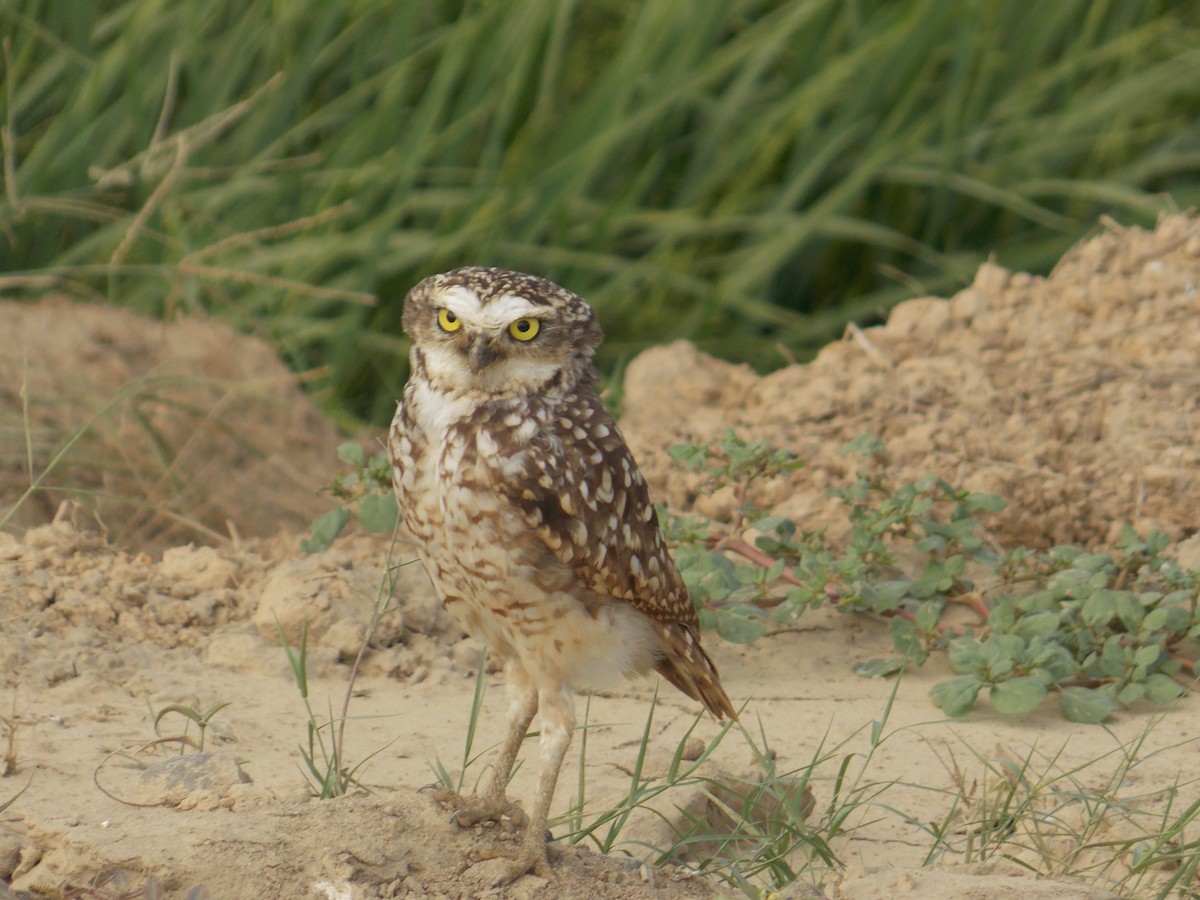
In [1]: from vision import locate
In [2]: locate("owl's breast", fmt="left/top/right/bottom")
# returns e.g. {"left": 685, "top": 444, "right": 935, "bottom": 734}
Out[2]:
{"left": 390, "top": 379, "right": 548, "bottom": 573}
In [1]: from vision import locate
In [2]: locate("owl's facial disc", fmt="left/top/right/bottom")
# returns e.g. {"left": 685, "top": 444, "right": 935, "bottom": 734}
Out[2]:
{"left": 423, "top": 285, "right": 560, "bottom": 394}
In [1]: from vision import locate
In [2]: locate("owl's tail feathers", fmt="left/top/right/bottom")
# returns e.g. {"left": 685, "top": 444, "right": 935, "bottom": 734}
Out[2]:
{"left": 655, "top": 623, "right": 738, "bottom": 721}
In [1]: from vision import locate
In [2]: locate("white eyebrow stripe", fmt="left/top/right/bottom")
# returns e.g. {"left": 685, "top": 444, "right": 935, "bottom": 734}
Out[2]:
{"left": 439, "top": 285, "right": 483, "bottom": 320}
{"left": 436, "top": 288, "right": 543, "bottom": 330}
{"left": 477, "top": 293, "right": 543, "bottom": 329}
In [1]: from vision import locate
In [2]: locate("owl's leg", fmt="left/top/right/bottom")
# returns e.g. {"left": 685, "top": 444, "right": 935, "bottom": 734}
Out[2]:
{"left": 486, "top": 684, "right": 575, "bottom": 884}
{"left": 452, "top": 675, "right": 538, "bottom": 829}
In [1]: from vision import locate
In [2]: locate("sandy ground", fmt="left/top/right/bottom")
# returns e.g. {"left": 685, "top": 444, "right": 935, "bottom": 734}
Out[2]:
{"left": 2, "top": 215, "right": 1198, "bottom": 899}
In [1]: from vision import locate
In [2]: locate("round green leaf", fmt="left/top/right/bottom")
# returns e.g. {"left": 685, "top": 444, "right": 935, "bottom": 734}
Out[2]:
{"left": 1077, "top": 554, "right": 1116, "bottom": 574}
{"left": 966, "top": 492, "right": 1007, "bottom": 513}
{"left": 989, "top": 676, "right": 1047, "bottom": 715}
{"left": 1143, "top": 673, "right": 1184, "bottom": 705}
{"left": 1133, "top": 643, "right": 1161, "bottom": 668}
{"left": 357, "top": 492, "right": 399, "bottom": 533}
{"left": 947, "top": 637, "right": 985, "bottom": 674}
{"left": 714, "top": 609, "right": 765, "bottom": 644}
{"left": 1081, "top": 591, "right": 1118, "bottom": 627}
{"left": 853, "top": 658, "right": 906, "bottom": 679}
{"left": 1160, "top": 605, "right": 1193, "bottom": 633}
{"left": 915, "top": 599, "right": 942, "bottom": 633}
{"left": 889, "top": 617, "right": 924, "bottom": 661}
{"left": 784, "top": 586, "right": 818, "bottom": 608}
{"left": 987, "top": 601, "right": 1015, "bottom": 633}
{"left": 751, "top": 515, "right": 788, "bottom": 532}
{"left": 1141, "top": 606, "right": 1169, "bottom": 632}
{"left": 300, "top": 507, "right": 351, "bottom": 553}
{"left": 979, "top": 635, "right": 1018, "bottom": 680}
{"left": 868, "top": 580, "right": 910, "bottom": 612}
{"left": 1015, "top": 611, "right": 1060, "bottom": 640}
{"left": 337, "top": 442, "right": 366, "bottom": 466}
{"left": 930, "top": 675, "right": 982, "bottom": 717}
{"left": 1114, "top": 592, "right": 1144, "bottom": 630}
{"left": 1117, "top": 682, "right": 1145, "bottom": 705}
{"left": 1098, "top": 636, "right": 1127, "bottom": 678}
{"left": 1059, "top": 687, "right": 1116, "bottom": 724}
{"left": 916, "top": 535, "right": 946, "bottom": 554}
{"left": 1017, "top": 590, "right": 1057, "bottom": 614}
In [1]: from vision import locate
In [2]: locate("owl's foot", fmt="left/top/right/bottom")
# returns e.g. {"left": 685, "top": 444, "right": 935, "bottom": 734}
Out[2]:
{"left": 478, "top": 833, "right": 554, "bottom": 886}
{"left": 438, "top": 789, "right": 529, "bottom": 830}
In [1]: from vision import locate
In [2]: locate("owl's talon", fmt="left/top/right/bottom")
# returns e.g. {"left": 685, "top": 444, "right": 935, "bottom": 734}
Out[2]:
{"left": 419, "top": 782, "right": 459, "bottom": 802}
{"left": 480, "top": 838, "right": 555, "bottom": 886}
{"left": 449, "top": 792, "right": 528, "bottom": 829}
{"left": 448, "top": 804, "right": 483, "bottom": 827}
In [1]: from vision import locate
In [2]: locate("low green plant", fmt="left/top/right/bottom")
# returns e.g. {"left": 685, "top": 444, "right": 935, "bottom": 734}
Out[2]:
{"left": 1, "top": 693, "right": 23, "bottom": 777}
{"left": 667, "top": 432, "right": 1200, "bottom": 724}
{"left": 301, "top": 442, "right": 397, "bottom": 553}
{"left": 152, "top": 701, "right": 230, "bottom": 754}
{"left": 668, "top": 429, "right": 807, "bottom": 529}
{"left": 617, "top": 699, "right": 892, "bottom": 893}
{"left": 930, "top": 528, "right": 1196, "bottom": 723}
{"left": 429, "top": 650, "right": 504, "bottom": 795}
{"left": 280, "top": 528, "right": 408, "bottom": 797}
{"left": 890, "top": 718, "right": 1200, "bottom": 898}
{"left": 0, "top": 777, "right": 30, "bottom": 816}
{"left": 279, "top": 620, "right": 367, "bottom": 798}
{"left": 561, "top": 689, "right": 737, "bottom": 856}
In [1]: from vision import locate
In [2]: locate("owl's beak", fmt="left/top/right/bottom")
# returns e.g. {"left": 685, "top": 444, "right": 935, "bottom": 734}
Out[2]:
{"left": 467, "top": 335, "right": 499, "bottom": 372}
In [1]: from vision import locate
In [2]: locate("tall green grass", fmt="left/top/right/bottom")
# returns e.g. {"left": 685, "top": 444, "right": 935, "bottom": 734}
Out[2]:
{"left": 2, "top": 0, "right": 1198, "bottom": 423}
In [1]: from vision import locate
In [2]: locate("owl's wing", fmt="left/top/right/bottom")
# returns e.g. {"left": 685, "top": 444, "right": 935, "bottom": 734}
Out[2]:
{"left": 497, "top": 389, "right": 736, "bottom": 720}
{"left": 503, "top": 391, "right": 695, "bottom": 627}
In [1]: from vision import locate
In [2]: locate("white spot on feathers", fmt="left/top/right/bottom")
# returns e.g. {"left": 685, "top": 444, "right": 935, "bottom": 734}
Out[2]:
{"left": 597, "top": 468, "right": 614, "bottom": 503}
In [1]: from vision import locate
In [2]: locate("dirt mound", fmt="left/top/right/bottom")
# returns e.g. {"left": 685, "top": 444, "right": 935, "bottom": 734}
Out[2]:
{"left": 0, "top": 298, "right": 343, "bottom": 549}
{"left": 0, "top": 522, "right": 463, "bottom": 686}
{"left": 622, "top": 215, "right": 1200, "bottom": 550}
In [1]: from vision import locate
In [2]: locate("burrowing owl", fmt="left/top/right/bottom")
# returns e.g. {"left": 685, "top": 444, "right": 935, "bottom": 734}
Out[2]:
{"left": 389, "top": 267, "right": 735, "bottom": 883}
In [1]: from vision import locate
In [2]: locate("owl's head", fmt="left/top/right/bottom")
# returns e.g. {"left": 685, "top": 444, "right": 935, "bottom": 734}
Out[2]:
{"left": 403, "top": 267, "right": 603, "bottom": 398}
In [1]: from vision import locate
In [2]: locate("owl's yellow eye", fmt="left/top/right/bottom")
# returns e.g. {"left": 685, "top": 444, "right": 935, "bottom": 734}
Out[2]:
{"left": 508, "top": 318, "right": 540, "bottom": 341}
{"left": 437, "top": 308, "right": 461, "bottom": 332}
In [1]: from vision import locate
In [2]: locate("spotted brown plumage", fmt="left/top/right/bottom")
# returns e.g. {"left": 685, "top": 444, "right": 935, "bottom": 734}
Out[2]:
{"left": 389, "top": 266, "right": 735, "bottom": 884}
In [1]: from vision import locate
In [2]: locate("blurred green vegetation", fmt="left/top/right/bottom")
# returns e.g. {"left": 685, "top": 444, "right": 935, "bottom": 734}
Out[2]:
{"left": 2, "top": 0, "right": 1198, "bottom": 425}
